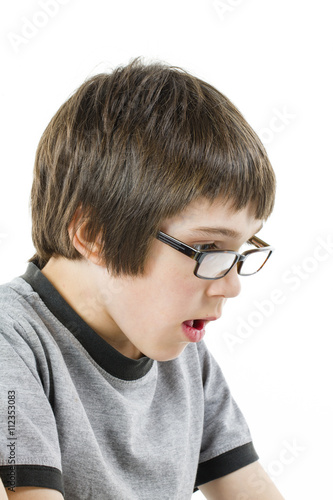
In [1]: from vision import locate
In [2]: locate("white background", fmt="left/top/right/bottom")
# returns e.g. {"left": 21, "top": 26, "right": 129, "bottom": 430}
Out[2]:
{"left": 1, "top": 1, "right": 332, "bottom": 498}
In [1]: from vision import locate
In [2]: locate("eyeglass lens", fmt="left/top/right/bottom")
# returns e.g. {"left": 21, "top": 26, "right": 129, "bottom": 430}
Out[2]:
{"left": 197, "top": 253, "right": 237, "bottom": 279}
{"left": 197, "top": 250, "right": 271, "bottom": 279}
{"left": 239, "top": 250, "right": 271, "bottom": 276}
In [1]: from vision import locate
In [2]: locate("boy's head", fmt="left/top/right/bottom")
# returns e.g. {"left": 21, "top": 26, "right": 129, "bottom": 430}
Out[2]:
{"left": 29, "top": 58, "right": 275, "bottom": 274}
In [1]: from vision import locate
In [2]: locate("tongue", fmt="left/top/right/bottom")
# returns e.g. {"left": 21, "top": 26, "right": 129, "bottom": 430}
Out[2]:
{"left": 184, "top": 320, "right": 205, "bottom": 330}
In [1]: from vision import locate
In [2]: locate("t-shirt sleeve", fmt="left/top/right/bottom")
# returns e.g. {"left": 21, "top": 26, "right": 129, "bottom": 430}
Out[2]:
{"left": 195, "top": 342, "right": 259, "bottom": 489}
{"left": 0, "top": 314, "right": 64, "bottom": 494}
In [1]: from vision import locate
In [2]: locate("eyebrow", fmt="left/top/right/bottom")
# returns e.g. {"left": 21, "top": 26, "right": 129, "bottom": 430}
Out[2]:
{"left": 190, "top": 223, "right": 264, "bottom": 240}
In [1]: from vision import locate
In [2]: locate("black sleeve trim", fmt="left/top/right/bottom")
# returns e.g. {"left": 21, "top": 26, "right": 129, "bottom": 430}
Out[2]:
{"left": 194, "top": 441, "right": 259, "bottom": 490}
{"left": 0, "top": 465, "right": 64, "bottom": 495}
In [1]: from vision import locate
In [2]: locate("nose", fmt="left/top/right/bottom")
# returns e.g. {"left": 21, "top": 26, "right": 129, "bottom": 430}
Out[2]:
{"left": 206, "top": 265, "right": 241, "bottom": 298}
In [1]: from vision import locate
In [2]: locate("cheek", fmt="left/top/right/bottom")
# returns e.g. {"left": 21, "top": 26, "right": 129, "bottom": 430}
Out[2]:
{"left": 109, "top": 246, "right": 201, "bottom": 325}
{"left": 148, "top": 274, "right": 200, "bottom": 322}
{"left": 131, "top": 273, "right": 198, "bottom": 325}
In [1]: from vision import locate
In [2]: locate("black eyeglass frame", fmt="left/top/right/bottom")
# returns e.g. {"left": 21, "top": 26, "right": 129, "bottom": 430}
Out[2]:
{"left": 156, "top": 231, "right": 274, "bottom": 280}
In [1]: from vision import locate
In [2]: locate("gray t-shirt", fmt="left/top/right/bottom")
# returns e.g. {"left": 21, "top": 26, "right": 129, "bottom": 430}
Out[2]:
{"left": 0, "top": 262, "right": 258, "bottom": 499}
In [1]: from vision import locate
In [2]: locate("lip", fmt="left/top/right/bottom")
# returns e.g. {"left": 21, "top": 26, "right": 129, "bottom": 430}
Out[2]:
{"left": 182, "top": 321, "right": 205, "bottom": 343}
{"left": 182, "top": 317, "right": 218, "bottom": 343}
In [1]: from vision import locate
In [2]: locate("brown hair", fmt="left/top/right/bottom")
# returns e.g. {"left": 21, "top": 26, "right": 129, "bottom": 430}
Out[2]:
{"left": 29, "top": 58, "right": 276, "bottom": 275}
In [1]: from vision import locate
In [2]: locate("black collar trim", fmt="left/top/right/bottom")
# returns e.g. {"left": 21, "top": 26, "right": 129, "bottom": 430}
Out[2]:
{"left": 20, "top": 262, "right": 154, "bottom": 381}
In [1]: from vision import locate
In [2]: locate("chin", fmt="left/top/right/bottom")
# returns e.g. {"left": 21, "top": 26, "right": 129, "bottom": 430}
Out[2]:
{"left": 148, "top": 343, "right": 189, "bottom": 362}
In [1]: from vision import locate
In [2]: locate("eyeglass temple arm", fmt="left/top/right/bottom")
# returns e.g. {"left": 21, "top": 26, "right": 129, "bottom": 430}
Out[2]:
{"left": 249, "top": 235, "right": 270, "bottom": 249}
{"left": 157, "top": 231, "right": 198, "bottom": 259}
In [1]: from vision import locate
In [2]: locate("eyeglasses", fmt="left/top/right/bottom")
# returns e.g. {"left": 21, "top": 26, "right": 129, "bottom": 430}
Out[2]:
{"left": 156, "top": 231, "right": 274, "bottom": 280}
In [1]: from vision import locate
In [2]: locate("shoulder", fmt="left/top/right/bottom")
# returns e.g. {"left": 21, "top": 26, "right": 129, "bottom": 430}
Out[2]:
{"left": 0, "top": 277, "right": 56, "bottom": 375}
{"left": 164, "top": 341, "right": 225, "bottom": 389}
{"left": 172, "top": 341, "right": 224, "bottom": 376}
{"left": 195, "top": 340, "right": 226, "bottom": 381}
{"left": 0, "top": 276, "right": 39, "bottom": 321}
{"left": 0, "top": 277, "right": 45, "bottom": 338}
{"left": 0, "top": 278, "right": 35, "bottom": 344}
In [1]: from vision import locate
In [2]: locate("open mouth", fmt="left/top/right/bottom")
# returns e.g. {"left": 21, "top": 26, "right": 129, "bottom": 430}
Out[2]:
{"left": 183, "top": 319, "right": 205, "bottom": 330}
{"left": 182, "top": 319, "right": 207, "bottom": 343}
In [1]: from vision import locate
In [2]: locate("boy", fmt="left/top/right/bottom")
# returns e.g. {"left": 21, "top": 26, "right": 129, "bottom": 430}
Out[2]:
{"left": 0, "top": 59, "right": 284, "bottom": 499}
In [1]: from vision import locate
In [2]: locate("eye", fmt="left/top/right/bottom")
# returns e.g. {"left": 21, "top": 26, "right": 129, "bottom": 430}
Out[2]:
{"left": 193, "top": 239, "right": 254, "bottom": 253}
{"left": 193, "top": 242, "right": 219, "bottom": 251}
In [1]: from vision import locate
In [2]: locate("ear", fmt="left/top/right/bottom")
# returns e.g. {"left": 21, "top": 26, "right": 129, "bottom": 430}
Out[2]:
{"left": 68, "top": 208, "right": 105, "bottom": 267}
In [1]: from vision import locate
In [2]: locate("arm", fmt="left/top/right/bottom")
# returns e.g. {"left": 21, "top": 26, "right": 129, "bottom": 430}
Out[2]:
{"left": 0, "top": 327, "right": 64, "bottom": 499}
{"left": 199, "top": 461, "right": 285, "bottom": 500}
{"left": 0, "top": 479, "right": 8, "bottom": 500}
{"left": 7, "top": 487, "right": 64, "bottom": 499}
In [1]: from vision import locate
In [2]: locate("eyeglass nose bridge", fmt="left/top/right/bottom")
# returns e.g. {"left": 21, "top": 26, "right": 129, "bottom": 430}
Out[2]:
{"left": 235, "top": 253, "right": 248, "bottom": 275}
{"left": 226, "top": 252, "right": 246, "bottom": 277}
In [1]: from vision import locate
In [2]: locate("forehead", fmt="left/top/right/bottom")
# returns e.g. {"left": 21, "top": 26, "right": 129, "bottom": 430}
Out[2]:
{"left": 161, "top": 197, "right": 262, "bottom": 240}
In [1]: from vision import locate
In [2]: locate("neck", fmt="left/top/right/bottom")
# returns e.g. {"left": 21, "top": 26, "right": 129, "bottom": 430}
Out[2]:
{"left": 40, "top": 256, "right": 142, "bottom": 360}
